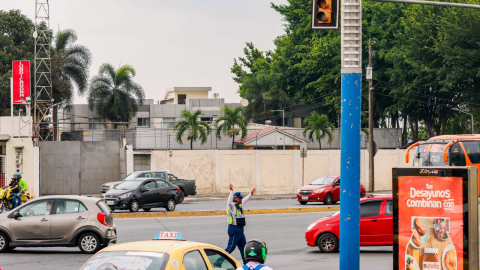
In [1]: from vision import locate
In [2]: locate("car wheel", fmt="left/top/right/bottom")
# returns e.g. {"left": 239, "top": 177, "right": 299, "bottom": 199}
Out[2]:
{"left": 332, "top": 201, "right": 337, "bottom": 204}
{"left": 0, "top": 232, "right": 9, "bottom": 253}
{"left": 178, "top": 190, "right": 185, "bottom": 203}
{"left": 324, "top": 194, "right": 333, "bottom": 205}
{"left": 166, "top": 199, "right": 176, "bottom": 211}
{"left": 143, "top": 208, "right": 151, "bottom": 212}
{"left": 78, "top": 233, "right": 101, "bottom": 254}
{"left": 300, "top": 201, "right": 307, "bottom": 205}
{"left": 317, "top": 233, "right": 339, "bottom": 253}
{"left": 129, "top": 200, "right": 140, "bottom": 212}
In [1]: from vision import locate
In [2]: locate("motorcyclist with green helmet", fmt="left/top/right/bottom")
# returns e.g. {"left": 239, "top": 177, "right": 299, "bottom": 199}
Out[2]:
{"left": 13, "top": 173, "right": 28, "bottom": 207}
{"left": 238, "top": 240, "right": 273, "bottom": 270}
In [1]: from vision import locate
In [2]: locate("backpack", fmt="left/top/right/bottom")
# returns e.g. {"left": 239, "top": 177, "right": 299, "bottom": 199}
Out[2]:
{"left": 242, "top": 265, "right": 265, "bottom": 270}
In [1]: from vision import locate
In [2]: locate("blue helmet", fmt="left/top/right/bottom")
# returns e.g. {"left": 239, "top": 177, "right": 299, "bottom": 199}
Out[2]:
{"left": 16, "top": 173, "right": 22, "bottom": 179}
{"left": 234, "top": 192, "right": 244, "bottom": 199}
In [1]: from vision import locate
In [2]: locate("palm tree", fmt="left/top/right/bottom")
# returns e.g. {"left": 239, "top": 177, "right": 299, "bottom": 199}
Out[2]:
{"left": 302, "top": 112, "right": 335, "bottom": 150}
{"left": 51, "top": 29, "right": 91, "bottom": 137}
{"left": 174, "top": 110, "right": 212, "bottom": 150}
{"left": 214, "top": 107, "right": 248, "bottom": 149}
{"left": 87, "top": 64, "right": 145, "bottom": 123}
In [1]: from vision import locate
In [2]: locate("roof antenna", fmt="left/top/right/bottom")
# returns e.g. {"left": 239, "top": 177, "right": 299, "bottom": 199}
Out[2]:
{"left": 154, "top": 218, "right": 170, "bottom": 232}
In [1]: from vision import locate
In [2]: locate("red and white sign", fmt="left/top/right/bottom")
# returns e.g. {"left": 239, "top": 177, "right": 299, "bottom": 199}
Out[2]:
{"left": 397, "top": 175, "right": 464, "bottom": 270}
{"left": 12, "top": 61, "right": 31, "bottom": 104}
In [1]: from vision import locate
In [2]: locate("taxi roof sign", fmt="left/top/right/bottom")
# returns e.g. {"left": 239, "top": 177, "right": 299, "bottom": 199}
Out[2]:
{"left": 154, "top": 232, "right": 185, "bottom": 241}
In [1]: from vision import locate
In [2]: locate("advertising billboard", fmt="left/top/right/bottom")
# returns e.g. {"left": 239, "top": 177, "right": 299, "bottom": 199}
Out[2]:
{"left": 12, "top": 60, "right": 31, "bottom": 104}
{"left": 393, "top": 167, "right": 478, "bottom": 270}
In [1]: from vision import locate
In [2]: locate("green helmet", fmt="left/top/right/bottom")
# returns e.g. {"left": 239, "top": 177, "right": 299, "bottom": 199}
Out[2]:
{"left": 244, "top": 239, "right": 268, "bottom": 264}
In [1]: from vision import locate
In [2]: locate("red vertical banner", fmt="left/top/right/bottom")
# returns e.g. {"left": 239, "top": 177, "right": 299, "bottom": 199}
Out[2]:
{"left": 12, "top": 60, "right": 31, "bottom": 104}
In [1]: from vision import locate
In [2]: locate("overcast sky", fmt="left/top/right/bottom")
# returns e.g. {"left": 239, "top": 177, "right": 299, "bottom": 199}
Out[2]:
{"left": 2, "top": 0, "right": 288, "bottom": 104}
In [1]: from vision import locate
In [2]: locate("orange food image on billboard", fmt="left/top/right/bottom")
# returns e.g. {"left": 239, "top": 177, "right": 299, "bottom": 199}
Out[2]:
{"left": 445, "top": 249, "right": 456, "bottom": 270}
{"left": 414, "top": 217, "right": 427, "bottom": 235}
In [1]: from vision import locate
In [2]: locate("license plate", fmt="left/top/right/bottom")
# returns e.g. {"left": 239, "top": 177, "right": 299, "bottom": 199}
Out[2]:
{"left": 106, "top": 200, "right": 115, "bottom": 205}
{"left": 302, "top": 196, "right": 309, "bottom": 200}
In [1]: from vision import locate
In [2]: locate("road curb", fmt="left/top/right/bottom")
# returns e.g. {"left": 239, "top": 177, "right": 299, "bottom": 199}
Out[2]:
{"left": 113, "top": 206, "right": 340, "bottom": 219}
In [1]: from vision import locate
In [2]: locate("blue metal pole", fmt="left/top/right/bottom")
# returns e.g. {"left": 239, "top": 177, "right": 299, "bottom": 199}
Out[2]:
{"left": 339, "top": 73, "right": 361, "bottom": 269}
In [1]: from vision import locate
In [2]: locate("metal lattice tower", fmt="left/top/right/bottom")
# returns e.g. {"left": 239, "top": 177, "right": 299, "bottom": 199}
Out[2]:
{"left": 33, "top": 0, "right": 53, "bottom": 142}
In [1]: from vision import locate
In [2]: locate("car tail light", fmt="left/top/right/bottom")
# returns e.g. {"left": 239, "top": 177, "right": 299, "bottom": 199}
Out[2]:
{"left": 97, "top": 213, "right": 107, "bottom": 226}
{"left": 177, "top": 188, "right": 181, "bottom": 192}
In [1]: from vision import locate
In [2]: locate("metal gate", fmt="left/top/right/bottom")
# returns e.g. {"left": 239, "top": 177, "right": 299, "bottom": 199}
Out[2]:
{"left": 134, "top": 154, "right": 151, "bottom": 171}
{"left": 39, "top": 141, "right": 122, "bottom": 195}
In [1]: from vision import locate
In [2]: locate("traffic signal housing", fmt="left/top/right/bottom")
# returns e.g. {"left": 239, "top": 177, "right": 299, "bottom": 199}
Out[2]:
{"left": 311, "top": 0, "right": 339, "bottom": 29}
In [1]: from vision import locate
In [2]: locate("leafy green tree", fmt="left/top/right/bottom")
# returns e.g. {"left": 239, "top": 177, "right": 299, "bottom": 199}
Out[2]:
{"left": 51, "top": 29, "right": 91, "bottom": 135}
{"left": 174, "top": 110, "right": 212, "bottom": 150}
{"left": 302, "top": 112, "right": 334, "bottom": 150}
{"left": 0, "top": 10, "right": 35, "bottom": 115}
{"left": 214, "top": 107, "right": 248, "bottom": 149}
{"left": 87, "top": 63, "right": 145, "bottom": 123}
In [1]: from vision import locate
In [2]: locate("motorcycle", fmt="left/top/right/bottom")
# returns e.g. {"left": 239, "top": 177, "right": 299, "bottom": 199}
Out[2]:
{"left": 0, "top": 187, "right": 14, "bottom": 214}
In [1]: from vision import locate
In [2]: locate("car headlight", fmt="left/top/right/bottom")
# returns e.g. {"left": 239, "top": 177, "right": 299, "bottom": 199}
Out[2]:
{"left": 313, "top": 188, "right": 324, "bottom": 194}
{"left": 119, "top": 192, "right": 132, "bottom": 199}
{"left": 307, "top": 221, "right": 319, "bottom": 231}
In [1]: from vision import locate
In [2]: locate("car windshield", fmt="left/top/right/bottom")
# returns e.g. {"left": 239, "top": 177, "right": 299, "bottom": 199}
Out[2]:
{"left": 115, "top": 181, "right": 141, "bottom": 190}
{"left": 81, "top": 251, "right": 168, "bottom": 270}
{"left": 309, "top": 177, "right": 335, "bottom": 185}
{"left": 123, "top": 172, "right": 142, "bottom": 181}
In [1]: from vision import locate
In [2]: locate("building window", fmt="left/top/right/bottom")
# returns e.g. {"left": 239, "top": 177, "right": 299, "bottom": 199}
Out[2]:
{"left": 137, "top": 118, "right": 150, "bottom": 127}
{"left": 178, "top": 94, "right": 187, "bottom": 104}
{"left": 89, "top": 118, "right": 101, "bottom": 130}
{"left": 163, "top": 118, "right": 175, "bottom": 128}
{"left": 200, "top": 117, "right": 213, "bottom": 124}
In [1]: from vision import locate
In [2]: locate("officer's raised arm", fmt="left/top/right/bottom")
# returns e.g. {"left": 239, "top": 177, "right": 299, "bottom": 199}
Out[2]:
{"left": 242, "top": 188, "right": 255, "bottom": 204}
{"left": 227, "top": 184, "right": 234, "bottom": 206}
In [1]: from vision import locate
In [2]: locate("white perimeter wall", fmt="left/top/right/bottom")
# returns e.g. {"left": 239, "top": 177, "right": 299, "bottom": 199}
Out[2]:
{"left": 150, "top": 149, "right": 411, "bottom": 195}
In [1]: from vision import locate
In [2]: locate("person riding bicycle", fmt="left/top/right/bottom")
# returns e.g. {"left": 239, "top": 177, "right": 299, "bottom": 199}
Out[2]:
{"left": 14, "top": 173, "right": 28, "bottom": 208}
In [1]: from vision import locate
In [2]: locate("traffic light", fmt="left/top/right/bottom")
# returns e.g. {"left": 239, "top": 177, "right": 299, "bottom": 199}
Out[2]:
{"left": 311, "top": 0, "right": 339, "bottom": 29}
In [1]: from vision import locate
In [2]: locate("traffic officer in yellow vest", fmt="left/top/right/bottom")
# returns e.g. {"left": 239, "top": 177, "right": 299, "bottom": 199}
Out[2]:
{"left": 225, "top": 183, "right": 255, "bottom": 264}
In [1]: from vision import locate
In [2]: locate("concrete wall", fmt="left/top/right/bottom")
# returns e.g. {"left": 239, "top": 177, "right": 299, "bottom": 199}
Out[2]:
{"left": 39, "top": 141, "right": 121, "bottom": 195}
{"left": 148, "top": 149, "right": 408, "bottom": 195}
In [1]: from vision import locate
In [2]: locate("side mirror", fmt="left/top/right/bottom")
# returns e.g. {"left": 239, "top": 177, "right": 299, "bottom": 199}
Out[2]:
{"left": 13, "top": 212, "right": 19, "bottom": 219}
{"left": 142, "top": 187, "right": 150, "bottom": 192}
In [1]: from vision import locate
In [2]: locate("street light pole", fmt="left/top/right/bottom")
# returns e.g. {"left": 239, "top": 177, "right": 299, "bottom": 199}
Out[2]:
{"left": 271, "top": 110, "right": 285, "bottom": 150}
{"left": 454, "top": 108, "right": 475, "bottom": 134}
{"left": 339, "top": 0, "right": 362, "bottom": 267}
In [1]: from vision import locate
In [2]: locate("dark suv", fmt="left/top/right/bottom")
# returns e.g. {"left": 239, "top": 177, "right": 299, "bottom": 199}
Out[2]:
{"left": 104, "top": 179, "right": 180, "bottom": 212}
{"left": 0, "top": 195, "right": 117, "bottom": 254}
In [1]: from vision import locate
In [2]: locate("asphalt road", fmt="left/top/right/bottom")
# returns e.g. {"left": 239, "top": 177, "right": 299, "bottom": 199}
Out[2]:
{"left": 0, "top": 211, "right": 393, "bottom": 270}
{"left": 111, "top": 198, "right": 336, "bottom": 213}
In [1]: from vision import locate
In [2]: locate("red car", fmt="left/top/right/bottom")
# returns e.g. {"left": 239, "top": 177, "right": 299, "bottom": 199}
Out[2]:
{"left": 305, "top": 194, "right": 393, "bottom": 252}
{"left": 297, "top": 176, "right": 366, "bottom": 205}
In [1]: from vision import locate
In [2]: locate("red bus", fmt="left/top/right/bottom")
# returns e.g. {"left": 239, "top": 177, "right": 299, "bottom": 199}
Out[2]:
{"left": 405, "top": 134, "right": 480, "bottom": 195}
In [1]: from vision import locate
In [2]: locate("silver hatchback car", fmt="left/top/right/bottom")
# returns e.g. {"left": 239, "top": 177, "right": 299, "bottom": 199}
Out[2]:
{"left": 0, "top": 195, "right": 117, "bottom": 254}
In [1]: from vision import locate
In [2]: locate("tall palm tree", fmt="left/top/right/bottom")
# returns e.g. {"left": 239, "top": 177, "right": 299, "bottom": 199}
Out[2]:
{"left": 214, "top": 107, "right": 248, "bottom": 149}
{"left": 302, "top": 112, "right": 335, "bottom": 150}
{"left": 174, "top": 110, "right": 212, "bottom": 150}
{"left": 87, "top": 64, "right": 145, "bottom": 123}
{"left": 51, "top": 29, "right": 91, "bottom": 137}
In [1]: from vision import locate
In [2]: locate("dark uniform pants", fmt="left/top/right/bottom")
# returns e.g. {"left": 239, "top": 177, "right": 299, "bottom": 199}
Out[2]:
{"left": 225, "top": 224, "right": 247, "bottom": 264}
